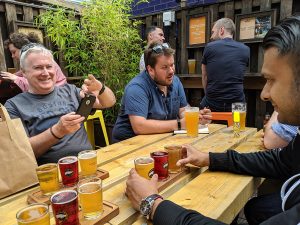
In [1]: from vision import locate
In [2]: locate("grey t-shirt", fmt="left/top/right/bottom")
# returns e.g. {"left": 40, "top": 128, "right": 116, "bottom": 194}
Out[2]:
{"left": 5, "top": 84, "right": 92, "bottom": 165}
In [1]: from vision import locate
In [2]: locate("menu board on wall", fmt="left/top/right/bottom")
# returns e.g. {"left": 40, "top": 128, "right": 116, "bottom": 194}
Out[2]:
{"left": 189, "top": 15, "right": 206, "bottom": 46}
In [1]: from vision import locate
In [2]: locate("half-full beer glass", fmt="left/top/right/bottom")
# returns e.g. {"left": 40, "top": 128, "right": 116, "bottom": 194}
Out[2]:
{"left": 78, "top": 150, "right": 97, "bottom": 177}
{"left": 134, "top": 157, "right": 154, "bottom": 179}
{"left": 16, "top": 203, "right": 50, "bottom": 225}
{"left": 36, "top": 163, "right": 59, "bottom": 195}
{"left": 184, "top": 107, "right": 199, "bottom": 137}
{"left": 78, "top": 177, "right": 103, "bottom": 219}
{"left": 232, "top": 102, "right": 247, "bottom": 131}
{"left": 164, "top": 145, "right": 183, "bottom": 173}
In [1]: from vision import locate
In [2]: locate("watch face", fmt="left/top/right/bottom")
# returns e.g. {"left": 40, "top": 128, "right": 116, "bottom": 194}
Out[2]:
{"left": 140, "top": 199, "right": 151, "bottom": 216}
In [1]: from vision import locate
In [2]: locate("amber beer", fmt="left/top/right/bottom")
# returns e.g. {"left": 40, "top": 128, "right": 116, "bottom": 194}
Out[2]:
{"left": 78, "top": 150, "right": 97, "bottom": 176}
{"left": 36, "top": 163, "right": 59, "bottom": 195}
{"left": 165, "top": 145, "right": 182, "bottom": 173}
{"left": 78, "top": 178, "right": 103, "bottom": 219}
{"left": 185, "top": 107, "right": 199, "bottom": 137}
{"left": 232, "top": 102, "right": 247, "bottom": 131}
{"left": 134, "top": 157, "right": 154, "bottom": 179}
{"left": 16, "top": 203, "right": 50, "bottom": 225}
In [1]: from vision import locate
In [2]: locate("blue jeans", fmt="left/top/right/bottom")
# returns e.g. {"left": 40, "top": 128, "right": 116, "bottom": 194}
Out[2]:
{"left": 244, "top": 192, "right": 283, "bottom": 225}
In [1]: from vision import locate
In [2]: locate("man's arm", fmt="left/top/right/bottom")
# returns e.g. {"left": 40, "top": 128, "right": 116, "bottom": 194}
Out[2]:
{"left": 201, "top": 64, "right": 207, "bottom": 92}
{"left": 80, "top": 74, "right": 116, "bottom": 108}
{"left": 263, "top": 111, "right": 297, "bottom": 149}
{"left": 29, "top": 112, "right": 85, "bottom": 158}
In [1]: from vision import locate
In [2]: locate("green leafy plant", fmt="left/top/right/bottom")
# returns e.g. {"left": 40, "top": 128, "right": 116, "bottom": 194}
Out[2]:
{"left": 37, "top": 0, "right": 143, "bottom": 124}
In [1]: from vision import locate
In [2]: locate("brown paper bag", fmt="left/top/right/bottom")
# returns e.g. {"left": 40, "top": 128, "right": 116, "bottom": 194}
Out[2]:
{"left": 0, "top": 104, "right": 38, "bottom": 199}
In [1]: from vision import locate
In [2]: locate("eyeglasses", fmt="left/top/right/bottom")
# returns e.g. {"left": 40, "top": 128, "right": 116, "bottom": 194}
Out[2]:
{"left": 20, "top": 43, "right": 43, "bottom": 56}
{"left": 151, "top": 43, "right": 170, "bottom": 54}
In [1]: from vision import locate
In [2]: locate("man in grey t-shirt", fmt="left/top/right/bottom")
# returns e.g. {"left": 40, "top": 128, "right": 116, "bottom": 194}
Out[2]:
{"left": 4, "top": 45, "right": 116, "bottom": 164}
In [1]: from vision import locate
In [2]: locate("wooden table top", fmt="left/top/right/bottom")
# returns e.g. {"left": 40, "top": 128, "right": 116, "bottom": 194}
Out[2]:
{"left": 0, "top": 124, "right": 265, "bottom": 225}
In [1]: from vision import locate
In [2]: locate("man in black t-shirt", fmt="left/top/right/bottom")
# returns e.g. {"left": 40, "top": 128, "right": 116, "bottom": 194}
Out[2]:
{"left": 201, "top": 18, "right": 250, "bottom": 112}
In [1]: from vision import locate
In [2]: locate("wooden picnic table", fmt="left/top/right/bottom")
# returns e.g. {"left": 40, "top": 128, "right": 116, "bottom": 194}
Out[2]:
{"left": 0, "top": 124, "right": 265, "bottom": 225}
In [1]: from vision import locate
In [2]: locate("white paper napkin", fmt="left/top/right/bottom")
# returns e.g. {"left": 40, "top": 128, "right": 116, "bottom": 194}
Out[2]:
{"left": 174, "top": 125, "right": 209, "bottom": 134}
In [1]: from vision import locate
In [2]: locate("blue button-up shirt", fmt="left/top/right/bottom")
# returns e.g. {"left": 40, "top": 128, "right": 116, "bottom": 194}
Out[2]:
{"left": 112, "top": 70, "right": 187, "bottom": 142}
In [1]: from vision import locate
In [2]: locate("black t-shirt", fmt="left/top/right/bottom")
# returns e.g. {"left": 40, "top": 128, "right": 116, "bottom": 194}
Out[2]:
{"left": 202, "top": 38, "right": 250, "bottom": 102}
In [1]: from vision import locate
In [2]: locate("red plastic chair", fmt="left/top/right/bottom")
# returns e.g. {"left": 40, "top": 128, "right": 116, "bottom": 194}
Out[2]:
{"left": 211, "top": 112, "right": 233, "bottom": 127}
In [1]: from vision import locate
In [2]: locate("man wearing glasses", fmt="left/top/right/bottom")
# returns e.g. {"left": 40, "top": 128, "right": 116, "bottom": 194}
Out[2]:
{"left": 112, "top": 42, "right": 211, "bottom": 143}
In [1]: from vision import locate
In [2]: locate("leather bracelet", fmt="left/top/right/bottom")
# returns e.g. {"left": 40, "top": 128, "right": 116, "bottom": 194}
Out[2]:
{"left": 99, "top": 84, "right": 106, "bottom": 96}
{"left": 177, "top": 117, "right": 181, "bottom": 130}
{"left": 50, "top": 126, "right": 62, "bottom": 139}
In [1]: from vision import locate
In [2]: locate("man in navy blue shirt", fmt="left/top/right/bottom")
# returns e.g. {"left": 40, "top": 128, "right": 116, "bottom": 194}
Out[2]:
{"left": 201, "top": 18, "right": 250, "bottom": 112}
{"left": 112, "top": 43, "right": 211, "bottom": 143}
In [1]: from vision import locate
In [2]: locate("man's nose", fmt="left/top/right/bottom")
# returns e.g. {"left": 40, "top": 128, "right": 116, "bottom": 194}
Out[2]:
{"left": 260, "top": 83, "right": 270, "bottom": 102}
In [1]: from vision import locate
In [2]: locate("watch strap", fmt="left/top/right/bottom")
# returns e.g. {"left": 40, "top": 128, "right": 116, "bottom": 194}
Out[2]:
{"left": 177, "top": 117, "right": 181, "bottom": 130}
{"left": 140, "top": 194, "right": 163, "bottom": 219}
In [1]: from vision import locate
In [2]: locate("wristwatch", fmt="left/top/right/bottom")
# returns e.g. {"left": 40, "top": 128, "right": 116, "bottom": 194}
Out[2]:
{"left": 140, "top": 194, "right": 163, "bottom": 220}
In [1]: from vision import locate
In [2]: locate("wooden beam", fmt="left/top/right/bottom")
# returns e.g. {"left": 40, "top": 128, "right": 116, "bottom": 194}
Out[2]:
{"left": 260, "top": 0, "right": 272, "bottom": 10}
{"left": 23, "top": 6, "right": 34, "bottom": 22}
{"left": 35, "top": 0, "right": 82, "bottom": 11}
{"left": 180, "top": 9, "right": 188, "bottom": 74}
{"left": 0, "top": 25, "right": 6, "bottom": 71}
{"left": 280, "top": 0, "right": 293, "bottom": 20}
{"left": 5, "top": 3, "right": 17, "bottom": 68}
{"left": 242, "top": 0, "right": 252, "bottom": 13}
{"left": 224, "top": 1, "right": 234, "bottom": 20}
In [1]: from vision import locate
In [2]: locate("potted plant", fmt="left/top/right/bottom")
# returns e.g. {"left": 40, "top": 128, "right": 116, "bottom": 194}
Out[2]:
{"left": 37, "top": 0, "right": 143, "bottom": 142}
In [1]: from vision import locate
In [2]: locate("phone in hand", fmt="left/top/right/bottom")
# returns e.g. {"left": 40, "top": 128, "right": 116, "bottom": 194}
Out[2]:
{"left": 76, "top": 94, "right": 96, "bottom": 120}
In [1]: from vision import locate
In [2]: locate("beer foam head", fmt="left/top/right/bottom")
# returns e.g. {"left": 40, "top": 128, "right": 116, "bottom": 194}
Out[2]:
{"left": 78, "top": 152, "right": 96, "bottom": 160}
{"left": 51, "top": 190, "right": 77, "bottom": 204}
{"left": 135, "top": 157, "right": 153, "bottom": 165}
{"left": 58, "top": 156, "right": 78, "bottom": 164}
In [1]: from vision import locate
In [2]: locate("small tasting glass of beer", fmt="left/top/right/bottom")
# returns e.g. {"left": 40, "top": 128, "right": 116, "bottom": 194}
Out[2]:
{"left": 78, "top": 150, "right": 97, "bottom": 177}
{"left": 232, "top": 102, "right": 247, "bottom": 131}
{"left": 51, "top": 190, "right": 79, "bottom": 225}
{"left": 78, "top": 177, "right": 103, "bottom": 220}
{"left": 164, "top": 145, "right": 183, "bottom": 174}
{"left": 58, "top": 156, "right": 79, "bottom": 187}
{"left": 36, "top": 163, "right": 60, "bottom": 195}
{"left": 134, "top": 157, "right": 154, "bottom": 180}
{"left": 184, "top": 107, "right": 199, "bottom": 137}
{"left": 150, "top": 151, "right": 169, "bottom": 181}
{"left": 16, "top": 203, "right": 50, "bottom": 225}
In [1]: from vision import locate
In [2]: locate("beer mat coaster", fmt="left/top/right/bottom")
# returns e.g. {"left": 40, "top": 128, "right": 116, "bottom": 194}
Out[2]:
{"left": 157, "top": 168, "right": 190, "bottom": 192}
{"left": 79, "top": 201, "right": 119, "bottom": 225}
{"left": 173, "top": 125, "right": 209, "bottom": 134}
{"left": 27, "top": 169, "right": 109, "bottom": 205}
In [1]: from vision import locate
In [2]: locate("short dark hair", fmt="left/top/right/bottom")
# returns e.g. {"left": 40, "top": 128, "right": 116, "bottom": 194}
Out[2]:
{"left": 4, "top": 32, "right": 41, "bottom": 49}
{"left": 144, "top": 42, "right": 175, "bottom": 69}
{"left": 263, "top": 15, "right": 300, "bottom": 88}
{"left": 145, "top": 26, "right": 162, "bottom": 42}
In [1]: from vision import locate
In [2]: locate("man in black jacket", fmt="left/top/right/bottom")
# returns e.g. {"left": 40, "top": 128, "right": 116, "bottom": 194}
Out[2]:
{"left": 126, "top": 15, "right": 300, "bottom": 225}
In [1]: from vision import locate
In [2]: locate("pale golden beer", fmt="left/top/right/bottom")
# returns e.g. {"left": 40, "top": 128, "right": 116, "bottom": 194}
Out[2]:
{"left": 16, "top": 203, "right": 50, "bottom": 225}
{"left": 78, "top": 178, "right": 103, "bottom": 219}
{"left": 165, "top": 145, "right": 182, "bottom": 173}
{"left": 134, "top": 157, "right": 154, "bottom": 179}
{"left": 188, "top": 59, "right": 196, "bottom": 74}
{"left": 78, "top": 150, "right": 97, "bottom": 176}
{"left": 239, "top": 111, "right": 246, "bottom": 131}
{"left": 185, "top": 107, "right": 199, "bottom": 137}
{"left": 36, "top": 163, "right": 59, "bottom": 195}
{"left": 232, "top": 102, "right": 247, "bottom": 131}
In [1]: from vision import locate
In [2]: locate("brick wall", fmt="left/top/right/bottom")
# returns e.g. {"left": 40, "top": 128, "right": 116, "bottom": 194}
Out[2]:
{"left": 132, "top": 0, "right": 218, "bottom": 16}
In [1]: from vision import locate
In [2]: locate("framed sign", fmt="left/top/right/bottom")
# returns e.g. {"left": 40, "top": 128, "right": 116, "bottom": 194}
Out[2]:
{"left": 14, "top": 21, "right": 45, "bottom": 45}
{"left": 235, "top": 10, "right": 276, "bottom": 43}
{"left": 187, "top": 12, "right": 210, "bottom": 47}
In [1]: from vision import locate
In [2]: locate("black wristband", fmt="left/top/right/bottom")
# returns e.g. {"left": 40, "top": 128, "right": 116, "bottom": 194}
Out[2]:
{"left": 177, "top": 117, "right": 181, "bottom": 130}
{"left": 99, "top": 84, "right": 106, "bottom": 96}
{"left": 50, "top": 126, "right": 62, "bottom": 139}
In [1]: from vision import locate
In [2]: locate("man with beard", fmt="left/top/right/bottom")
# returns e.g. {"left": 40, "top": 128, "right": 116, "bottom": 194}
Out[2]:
{"left": 126, "top": 16, "right": 300, "bottom": 225}
{"left": 112, "top": 42, "right": 211, "bottom": 142}
{"left": 200, "top": 18, "right": 250, "bottom": 112}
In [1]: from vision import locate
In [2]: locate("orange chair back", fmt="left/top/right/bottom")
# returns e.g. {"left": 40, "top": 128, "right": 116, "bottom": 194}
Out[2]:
{"left": 211, "top": 112, "right": 233, "bottom": 127}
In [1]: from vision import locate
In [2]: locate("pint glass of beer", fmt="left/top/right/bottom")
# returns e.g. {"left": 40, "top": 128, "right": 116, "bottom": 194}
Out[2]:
{"left": 164, "top": 145, "right": 183, "bottom": 173}
{"left": 78, "top": 150, "right": 97, "bottom": 177}
{"left": 232, "top": 102, "right": 247, "bottom": 131}
{"left": 78, "top": 177, "right": 103, "bottom": 219}
{"left": 51, "top": 190, "right": 79, "bottom": 225}
{"left": 184, "top": 107, "right": 199, "bottom": 137}
{"left": 134, "top": 157, "right": 154, "bottom": 180}
{"left": 16, "top": 203, "right": 50, "bottom": 225}
{"left": 150, "top": 151, "right": 169, "bottom": 181}
{"left": 58, "top": 156, "right": 79, "bottom": 187}
{"left": 36, "top": 163, "right": 59, "bottom": 195}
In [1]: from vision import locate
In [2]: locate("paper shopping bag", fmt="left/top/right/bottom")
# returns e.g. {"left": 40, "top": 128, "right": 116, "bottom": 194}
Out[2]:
{"left": 0, "top": 104, "right": 38, "bottom": 199}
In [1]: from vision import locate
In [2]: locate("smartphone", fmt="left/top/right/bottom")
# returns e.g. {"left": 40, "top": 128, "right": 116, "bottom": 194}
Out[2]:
{"left": 76, "top": 94, "right": 96, "bottom": 120}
